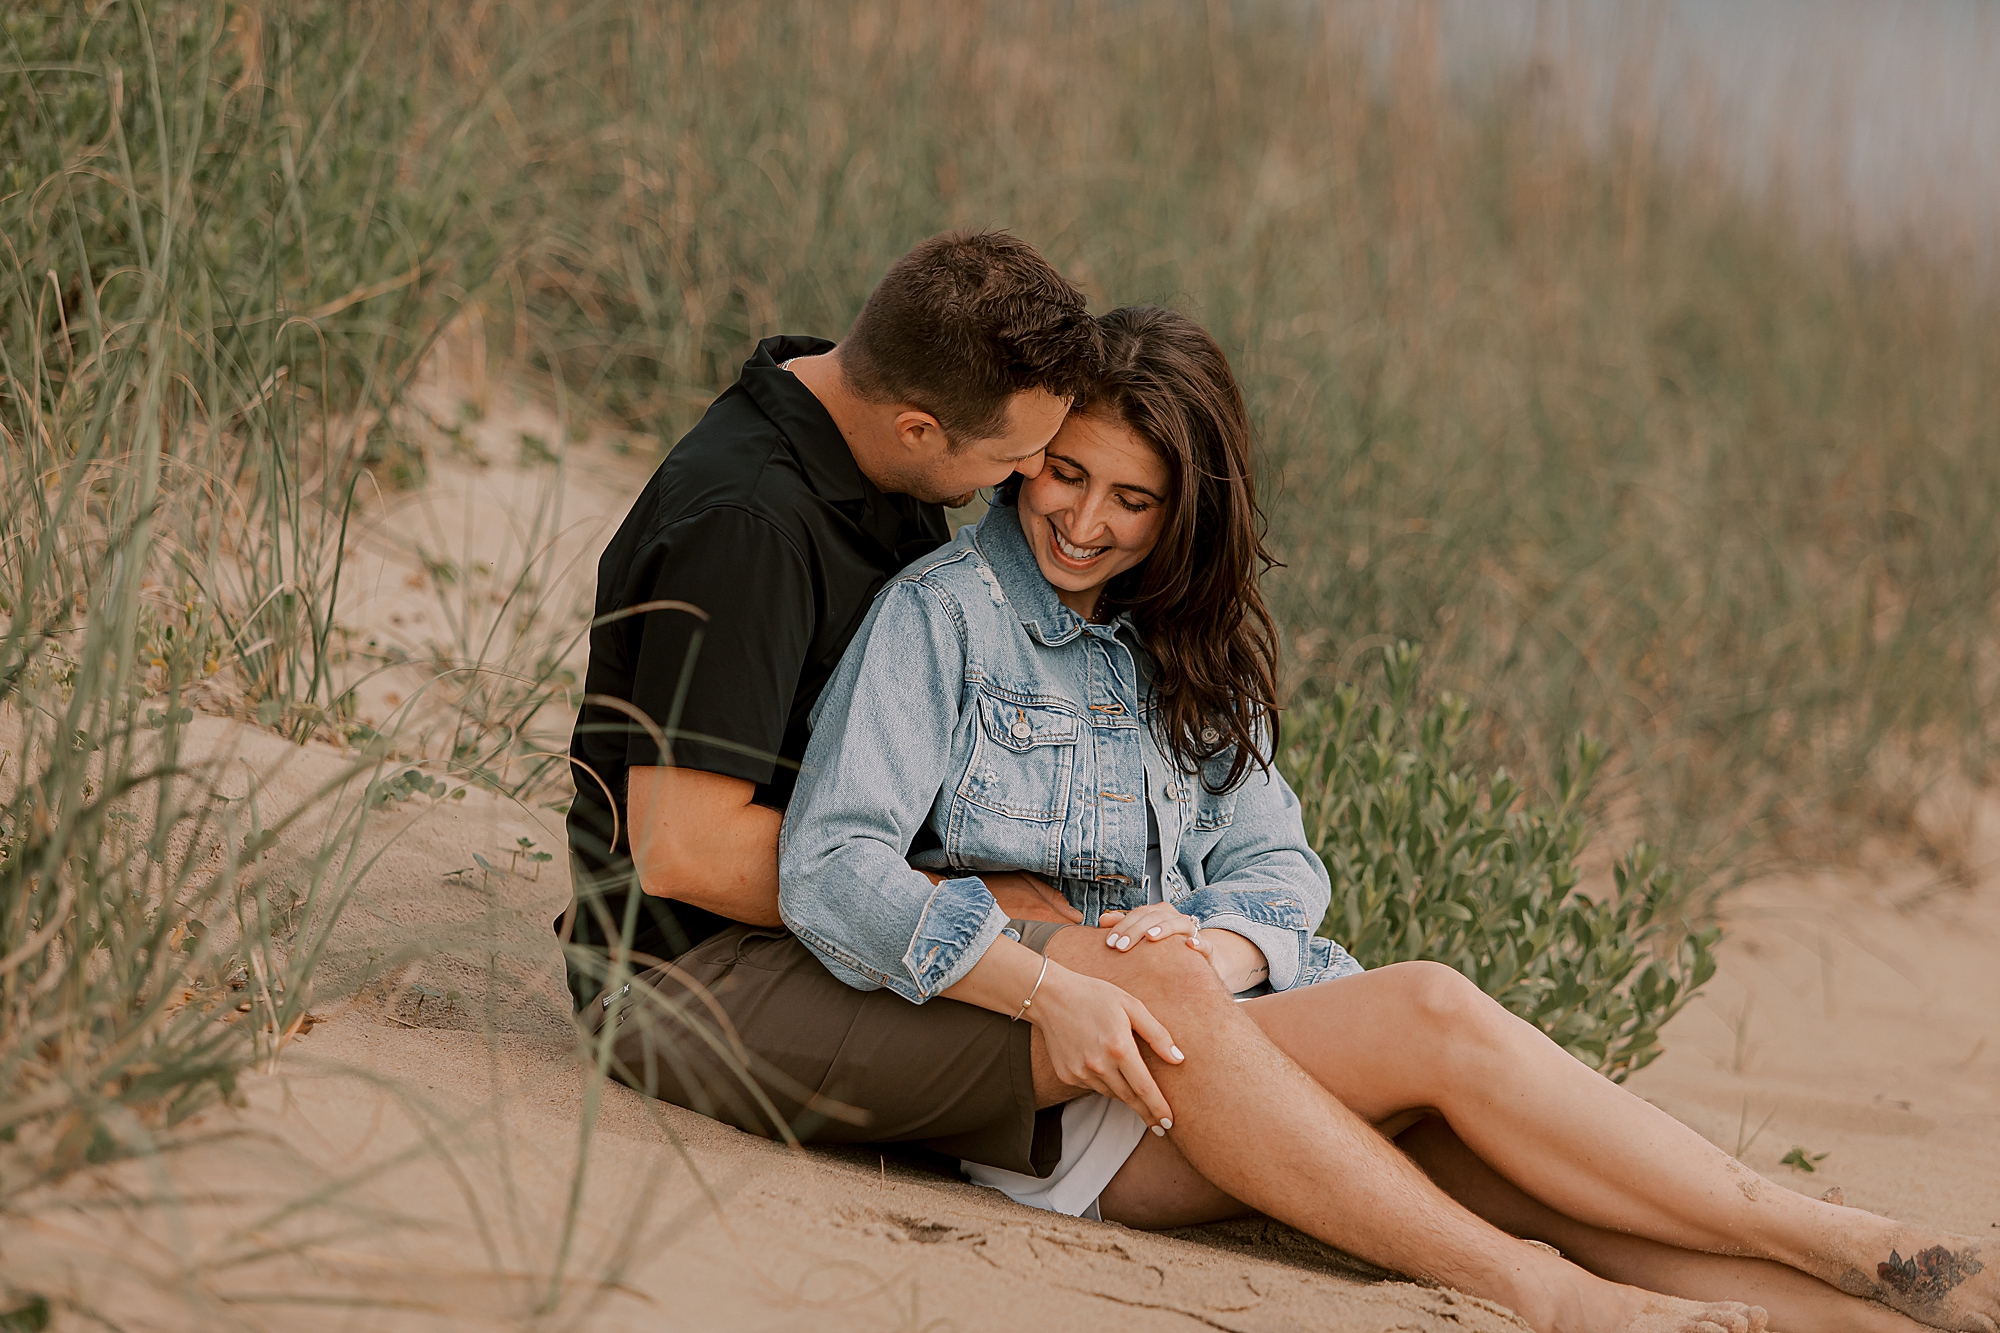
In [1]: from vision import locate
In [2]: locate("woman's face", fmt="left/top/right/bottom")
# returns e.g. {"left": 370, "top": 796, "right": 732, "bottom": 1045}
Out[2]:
{"left": 1015, "top": 409, "right": 1172, "bottom": 619}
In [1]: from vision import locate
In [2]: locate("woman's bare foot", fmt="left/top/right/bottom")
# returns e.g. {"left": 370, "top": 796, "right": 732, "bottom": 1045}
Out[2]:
{"left": 1830, "top": 1229, "right": 1994, "bottom": 1333}
{"left": 1514, "top": 1250, "right": 1769, "bottom": 1333}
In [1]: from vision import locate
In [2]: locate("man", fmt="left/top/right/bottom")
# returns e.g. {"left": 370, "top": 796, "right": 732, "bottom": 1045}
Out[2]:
{"left": 562, "top": 230, "right": 1099, "bottom": 1171}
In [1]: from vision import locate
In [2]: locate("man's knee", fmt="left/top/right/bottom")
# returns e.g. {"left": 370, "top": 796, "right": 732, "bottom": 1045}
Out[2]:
{"left": 1094, "top": 935, "right": 1233, "bottom": 1009}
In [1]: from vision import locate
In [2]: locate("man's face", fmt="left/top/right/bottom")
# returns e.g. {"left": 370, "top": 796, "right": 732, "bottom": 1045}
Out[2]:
{"left": 896, "top": 388, "right": 1069, "bottom": 507}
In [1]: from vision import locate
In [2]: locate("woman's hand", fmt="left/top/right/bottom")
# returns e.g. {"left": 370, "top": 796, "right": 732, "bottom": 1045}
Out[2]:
{"left": 1098, "top": 904, "right": 1200, "bottom": 952}
{"left": 1099, "top": 907, "right": 1270, "bottom": 993}
{"left": 1028, "top": 962, "right": 1184, "bottom": 1131}
{"left": 940, "top": 937, "right": 1181, "bottom": 1130}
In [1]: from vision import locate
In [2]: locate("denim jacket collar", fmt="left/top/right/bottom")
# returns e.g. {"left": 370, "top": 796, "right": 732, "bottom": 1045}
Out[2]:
{"left": 971, "top": 501, "right": 1137, "bottom": 649}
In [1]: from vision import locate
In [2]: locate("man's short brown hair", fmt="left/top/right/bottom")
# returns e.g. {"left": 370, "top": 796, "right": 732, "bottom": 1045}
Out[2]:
{"left": 840, "top": 230, "right": 1102, "bottom": 444}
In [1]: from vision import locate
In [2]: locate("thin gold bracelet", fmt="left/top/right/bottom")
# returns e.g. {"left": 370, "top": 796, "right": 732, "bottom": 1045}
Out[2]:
{"left": 1012, "top": 954, "right": 1051, "bottom": 1022}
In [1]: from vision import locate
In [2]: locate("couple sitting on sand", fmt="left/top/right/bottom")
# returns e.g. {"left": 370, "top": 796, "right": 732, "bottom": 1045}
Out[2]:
{"left": 558, "top": 232, "right": 1991, "bottom": 1333}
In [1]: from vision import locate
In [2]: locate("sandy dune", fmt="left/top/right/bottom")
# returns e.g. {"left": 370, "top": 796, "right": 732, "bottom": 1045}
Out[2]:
{"left": 1624, "top": 809, "right": 2000, "bottom": 1240}
{"left": 3, "top": 719, "right": 1525, "bottom": 1332}
{"left": 10, "top": 702, "right": 1997, "bottom": 1331}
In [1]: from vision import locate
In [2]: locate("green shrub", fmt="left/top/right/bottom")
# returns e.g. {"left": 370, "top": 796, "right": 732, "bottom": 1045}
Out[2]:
{"left": 1283, "top": 645, "right": 1718, "bottom": 1082}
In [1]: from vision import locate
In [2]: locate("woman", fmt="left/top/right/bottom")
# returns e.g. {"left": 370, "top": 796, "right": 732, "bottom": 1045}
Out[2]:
{"left": 779, "top": 306, "right": 1992, "bottom": 1333}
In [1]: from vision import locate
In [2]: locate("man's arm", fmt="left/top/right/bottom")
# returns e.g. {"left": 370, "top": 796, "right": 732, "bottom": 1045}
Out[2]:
{"left": 627, "top": 766, "right": 783, "bottom": 925}
{"left": 627, "top": 765, "right": 1082, "bottom": 927}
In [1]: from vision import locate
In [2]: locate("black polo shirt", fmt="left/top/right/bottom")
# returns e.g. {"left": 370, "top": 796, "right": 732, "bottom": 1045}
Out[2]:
{"left": 560, "top": 335, "right": 950, "bottom": 1009}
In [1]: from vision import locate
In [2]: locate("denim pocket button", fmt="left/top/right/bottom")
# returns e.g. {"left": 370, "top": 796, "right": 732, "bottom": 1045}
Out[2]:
{"left": 959, "top": 692, "right": 1081, "bottom": 821}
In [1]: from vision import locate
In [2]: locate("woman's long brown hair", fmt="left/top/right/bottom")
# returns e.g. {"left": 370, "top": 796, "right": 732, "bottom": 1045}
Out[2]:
{"left": 1009, "top": 304, "right": 1282, "bottom": 792}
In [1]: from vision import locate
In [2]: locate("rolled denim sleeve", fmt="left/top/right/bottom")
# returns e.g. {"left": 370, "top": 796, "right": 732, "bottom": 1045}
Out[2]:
{"left": 779, "top": 579, "right": 1008, "bottom": 1003}
{"left": 1180, "top": 763, "right": 1333, "bottom": 992}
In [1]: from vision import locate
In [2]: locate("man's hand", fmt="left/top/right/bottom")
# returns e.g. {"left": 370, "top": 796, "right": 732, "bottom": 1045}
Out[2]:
{"left": 983, "top": 870, "right": 1084, "bottom": 924}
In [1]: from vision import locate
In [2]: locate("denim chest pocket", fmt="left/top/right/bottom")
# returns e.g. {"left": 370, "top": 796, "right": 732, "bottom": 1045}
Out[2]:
{"left": 957, "top": 693, "right": 1081, "bottom": 822}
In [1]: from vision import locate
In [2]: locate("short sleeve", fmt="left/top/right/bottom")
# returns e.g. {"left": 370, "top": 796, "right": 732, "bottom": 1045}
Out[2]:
{"left": 623, "top": 507, "right": 814, "bottom": 788}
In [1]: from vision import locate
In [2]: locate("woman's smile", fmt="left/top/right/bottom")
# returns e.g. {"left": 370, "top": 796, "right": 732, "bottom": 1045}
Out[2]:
{"left": 1017, "top": 409, "right": 1172, "bottom": 618}
{"left": 1049, "top": 524, "right": 1110, "bottom": 567}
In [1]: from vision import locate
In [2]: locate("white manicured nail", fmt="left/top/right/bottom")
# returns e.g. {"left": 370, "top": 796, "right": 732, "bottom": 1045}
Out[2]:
{"left": 1169, "top": 1047, "right": 1184, "bottom": 1061}
{"left": 1105, "top": 933, "right": 1117, "bottom": 947}
{"left": 1151, "top": 1124, "right": 1165, "bottom": 1137}
{"left": 1159, "top": 1118, "right": 1173, "bottom": 1130}
{"left": 1147, "top": 927, "right": 1161, "bottom": 938}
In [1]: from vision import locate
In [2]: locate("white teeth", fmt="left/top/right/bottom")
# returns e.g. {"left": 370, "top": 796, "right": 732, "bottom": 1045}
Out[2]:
{"left": 1053, "top": 531, "right": 1106, "bottom": 562}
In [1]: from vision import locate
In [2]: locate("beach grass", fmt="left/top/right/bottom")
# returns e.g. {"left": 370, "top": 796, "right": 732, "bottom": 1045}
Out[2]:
{"left": 325, "top": 0, "right": 1998, "bottom": 896}
{"left": 5, "top": 0, "right": 1998, "bottom": 1202}
{"left": 0, "top": 0, "right": 520, "bottom": 1180}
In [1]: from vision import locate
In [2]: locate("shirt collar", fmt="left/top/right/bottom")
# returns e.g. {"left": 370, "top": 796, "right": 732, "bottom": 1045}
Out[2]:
{"left": 972, "top": 500, "right": 1138, "bottom": 648}
{"left": 736, "top": 335, "right": 869, "bottom": 504}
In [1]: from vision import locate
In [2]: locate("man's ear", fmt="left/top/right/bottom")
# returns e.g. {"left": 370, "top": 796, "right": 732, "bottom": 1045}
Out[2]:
{"left": 891, "top": 408, "right": 950, "bottom": 458}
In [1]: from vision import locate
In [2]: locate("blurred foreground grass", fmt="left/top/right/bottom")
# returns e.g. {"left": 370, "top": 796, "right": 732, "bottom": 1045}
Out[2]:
{"left": 4, "top": 0, "right": 1998, "bottom": 1180}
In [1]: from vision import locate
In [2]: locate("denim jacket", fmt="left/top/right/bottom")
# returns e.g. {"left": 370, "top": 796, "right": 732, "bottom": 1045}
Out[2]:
{"left": 777, "top": 501, "right": 1362, "bottom": 1005}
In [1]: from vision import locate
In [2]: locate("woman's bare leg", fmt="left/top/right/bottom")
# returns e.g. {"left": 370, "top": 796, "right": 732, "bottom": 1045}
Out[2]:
{"left": 1396, "top": 1116, "right": 1935, "bottom": 1333}
{"left": 1043, "top": 934, "right": 1766, "bottom": 1333}
{"left": 1238, "top": 961, "right": 1996, "bottom": 1333}
{"left": 1099, "top": 1118, "right": 1928, "bottom": 1333}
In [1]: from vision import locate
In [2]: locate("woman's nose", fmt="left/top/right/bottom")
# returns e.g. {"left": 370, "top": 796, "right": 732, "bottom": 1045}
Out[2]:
{"left": 1070, "top": 491, "right": 1112, "bottom": 540}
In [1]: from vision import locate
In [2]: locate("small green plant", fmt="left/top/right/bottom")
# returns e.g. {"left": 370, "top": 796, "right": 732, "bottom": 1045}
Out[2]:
{"left": 517, "top": 432, "right": 560, "bottom": 466}
{"left": 1283, "top": 645, "right": 1718, "bottom": 1081}
{"left": 409, "top": 981, "right": 460, "bottom": 1018}
{"left": 367, "top": 768, "right": 454, "bottom": 809}
{"left": 511, "top": 836, "right": 554, "bottom": 875}
{"left": 1781, "top": 1146, "right": 1830, "bottom": 1173}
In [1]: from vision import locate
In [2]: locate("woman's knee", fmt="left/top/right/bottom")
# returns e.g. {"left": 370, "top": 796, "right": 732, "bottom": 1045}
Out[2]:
{"left": 1380, "top": 959, "right": 1509, "bottom": 1043}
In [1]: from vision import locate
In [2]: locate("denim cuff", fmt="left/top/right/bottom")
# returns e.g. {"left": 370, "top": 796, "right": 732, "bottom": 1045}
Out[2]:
{"left": 1178, "top": 886, "right": 1315, "bottom": 992}
{"left": 1202, "top": 914, "right": 1307, "bottom": 991}
{"left": 903, "top": 877, "right": 1010, "bottom": 999}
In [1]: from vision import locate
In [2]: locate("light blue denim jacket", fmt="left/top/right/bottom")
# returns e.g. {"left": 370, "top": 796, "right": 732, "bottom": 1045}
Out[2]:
{"left": 777, "top": 501, "right": 1362, "bottom": 1004}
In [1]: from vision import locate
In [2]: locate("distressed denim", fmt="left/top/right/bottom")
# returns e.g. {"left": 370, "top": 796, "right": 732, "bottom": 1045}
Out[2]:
{"left": 778, "top": 501, "right": 1362, "bottom": 1005}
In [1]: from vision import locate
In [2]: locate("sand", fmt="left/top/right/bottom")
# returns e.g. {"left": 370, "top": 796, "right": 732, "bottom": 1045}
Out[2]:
{"left": 1, "top": 714, "right": 1526, "bottom": 1332}
{"left": 5, "top": 392, "right": 1996, "bottom": 1331}
{"left": 1623, "top": 809, "right": 2000, "bottom": 1240}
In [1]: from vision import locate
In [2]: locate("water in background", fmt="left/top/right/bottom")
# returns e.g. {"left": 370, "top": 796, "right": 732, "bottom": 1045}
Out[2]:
{"left": 1399, "top": 0, "right": 1999, "bottom": 259}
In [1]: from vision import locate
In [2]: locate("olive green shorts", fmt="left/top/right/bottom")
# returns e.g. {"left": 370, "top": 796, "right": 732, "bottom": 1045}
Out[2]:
{"left": 590, "top": 924, "right": 1064, "bottom": 1176}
